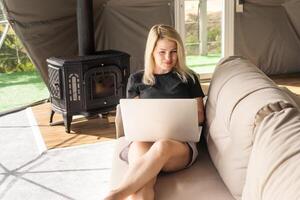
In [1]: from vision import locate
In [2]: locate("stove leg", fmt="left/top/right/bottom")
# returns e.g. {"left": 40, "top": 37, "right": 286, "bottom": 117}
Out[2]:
{"left": 49, "top": 110, "right": 55, "bottom": 124}
{"left": 63, "top": 114, "right": 73, "bottom": 133}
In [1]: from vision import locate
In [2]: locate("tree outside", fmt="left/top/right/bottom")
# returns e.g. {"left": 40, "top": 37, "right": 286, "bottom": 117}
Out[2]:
{"left": 0, "top": 5, "right": 49, "bottom": 113}
{"left": 185, "top": 11, "right": 221, "bottom": 55}
{"left": 0, "top": 26, "right": 35, "bottom": 73}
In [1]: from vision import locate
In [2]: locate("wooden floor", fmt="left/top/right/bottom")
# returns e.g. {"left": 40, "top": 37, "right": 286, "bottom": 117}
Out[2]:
{"left": 31, "top": 73, "right": 300, "bottom": 149}
{"left": 31, "top": 103, "right": 116, "bottom": 149}
{"left": 270, "top": 73, "right": 300, "bottom": 95}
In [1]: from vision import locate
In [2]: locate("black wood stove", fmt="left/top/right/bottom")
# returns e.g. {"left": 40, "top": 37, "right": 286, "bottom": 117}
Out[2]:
{"left": 47, "top": 0, "right": 130, "bottom": 133}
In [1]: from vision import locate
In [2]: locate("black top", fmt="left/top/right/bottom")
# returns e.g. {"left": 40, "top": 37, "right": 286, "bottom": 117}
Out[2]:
{"left": 126, "top": 70, "right": 205, "bottom": 99}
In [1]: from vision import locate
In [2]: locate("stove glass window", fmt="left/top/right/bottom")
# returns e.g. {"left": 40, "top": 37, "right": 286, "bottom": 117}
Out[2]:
{"left": 91, "top": 72, "right": 116, "bottom": 99}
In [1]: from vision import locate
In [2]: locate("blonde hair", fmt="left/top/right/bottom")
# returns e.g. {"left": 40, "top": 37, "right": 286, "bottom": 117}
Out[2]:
{"left": 143, "top": 24, "right": 195, "bottom": 85}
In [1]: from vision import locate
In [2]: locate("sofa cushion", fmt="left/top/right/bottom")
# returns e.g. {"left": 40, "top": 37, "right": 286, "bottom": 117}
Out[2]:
{"left": 110, "top": 137, "right": 235, "bottom": 200}
{"left": 204, "top": 56, "right": 299, "bottom": 199}
{"left": 242, "top": 107, "right": 300, "bottom": 200}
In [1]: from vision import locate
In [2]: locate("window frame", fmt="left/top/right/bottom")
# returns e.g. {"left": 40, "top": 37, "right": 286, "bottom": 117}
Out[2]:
{"left": 174, "top": 0, "right": 234, "bottom": 79}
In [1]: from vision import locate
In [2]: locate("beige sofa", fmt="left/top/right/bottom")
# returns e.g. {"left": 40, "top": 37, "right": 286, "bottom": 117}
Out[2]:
{"left": 109, "top": 56, "right": 300, "bottom": 200}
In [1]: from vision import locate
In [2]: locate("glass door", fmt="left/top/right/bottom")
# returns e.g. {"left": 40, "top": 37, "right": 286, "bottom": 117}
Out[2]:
{"left": 176, "top": 0, "right": 222, "bottom": 78}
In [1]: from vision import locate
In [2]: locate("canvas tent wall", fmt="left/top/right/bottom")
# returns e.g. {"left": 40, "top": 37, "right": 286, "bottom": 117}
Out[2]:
{"left": 1, "top": 0, "right": 174, "bottom": 86}
{"left": 235, "top": 0, "right": 300, "bottom": 75}
{"left": 2, "top": 0, "right": 300, "bottom": 88}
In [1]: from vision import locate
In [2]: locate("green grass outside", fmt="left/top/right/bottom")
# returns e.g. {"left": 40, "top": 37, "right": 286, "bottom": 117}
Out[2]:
{"left": 187, "top": 53, "right": 221, "bottom": 74}
{"left": 0, "top": 71, "right": 49, "bottom": 112}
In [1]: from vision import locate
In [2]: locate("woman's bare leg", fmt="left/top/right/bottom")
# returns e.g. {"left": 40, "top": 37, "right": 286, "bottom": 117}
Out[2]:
{"left": 106, "top": 142, "right": 155, "bottom": 200}
{"left": 104, "top": 139, "right": 191, "bottom": 200}
{"left": 127, "top": 142, "right": 156, "bottom": 200}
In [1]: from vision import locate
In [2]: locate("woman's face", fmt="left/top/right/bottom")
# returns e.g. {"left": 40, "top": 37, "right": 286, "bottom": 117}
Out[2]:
{"left": 152, "top": 38, "right": 178, "bottom": 74}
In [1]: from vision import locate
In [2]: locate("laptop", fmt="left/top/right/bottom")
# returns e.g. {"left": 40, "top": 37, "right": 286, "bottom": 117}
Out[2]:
{"left": 119, "top": 99, "right": 202, "bottom": 142}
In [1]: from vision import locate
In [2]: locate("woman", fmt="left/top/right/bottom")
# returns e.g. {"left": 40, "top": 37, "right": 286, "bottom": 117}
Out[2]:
{"left": 104, "top": 24, "right": 205, "bottom": 200}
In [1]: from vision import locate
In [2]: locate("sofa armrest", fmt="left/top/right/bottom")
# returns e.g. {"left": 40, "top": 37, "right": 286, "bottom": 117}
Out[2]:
{"left": 115, "top": 104, "right": 124, "bottom": 138}
{"left": 243, "top": 107, "right": 300, "bottom": 200}
{"left": 204, "top": 56, "right": 298, "bottom": 198}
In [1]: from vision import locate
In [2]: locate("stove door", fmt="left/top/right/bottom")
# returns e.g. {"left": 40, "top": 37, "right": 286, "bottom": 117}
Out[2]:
{"left": 83, "top": 65, "right": 123, "bottom": 112}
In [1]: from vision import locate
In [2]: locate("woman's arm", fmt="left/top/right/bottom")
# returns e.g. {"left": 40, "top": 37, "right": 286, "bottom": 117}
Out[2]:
{"left": 195, "top": 97, "right": 205, "bottom": 125}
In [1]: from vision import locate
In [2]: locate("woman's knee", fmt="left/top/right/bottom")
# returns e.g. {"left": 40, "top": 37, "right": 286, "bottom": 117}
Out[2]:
{"left": 128, "top": 141, "right": 153, "bottom": 162}
{"left": 154, "top": 140, "right": 190, "bottom": 172}
{"left": 131, "top": 141, "right": 152, "bottom": 150}
{"left": 152, "top": 139, "right": 176, "bottom": 157}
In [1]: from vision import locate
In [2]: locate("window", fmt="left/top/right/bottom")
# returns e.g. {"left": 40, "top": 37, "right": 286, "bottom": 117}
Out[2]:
{"left": 175, "top": 0, "right": 234, "bottom": 78}
{"left": 0, "top": 3, "right": 49, "bottom": 113}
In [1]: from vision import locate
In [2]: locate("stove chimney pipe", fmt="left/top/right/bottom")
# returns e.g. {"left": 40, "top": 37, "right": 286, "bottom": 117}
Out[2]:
{"left": 77, "top": 0, "right": 95, "bottom": 56}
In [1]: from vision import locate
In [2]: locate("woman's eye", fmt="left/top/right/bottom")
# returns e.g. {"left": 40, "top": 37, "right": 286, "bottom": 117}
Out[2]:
{"left": 159, "top": 51, "right": 165, "bottom": 55}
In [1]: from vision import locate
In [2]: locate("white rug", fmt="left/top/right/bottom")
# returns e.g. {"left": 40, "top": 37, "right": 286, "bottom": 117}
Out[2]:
{"left": 0, "top": 108, "right": 115, "bottom": 200}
